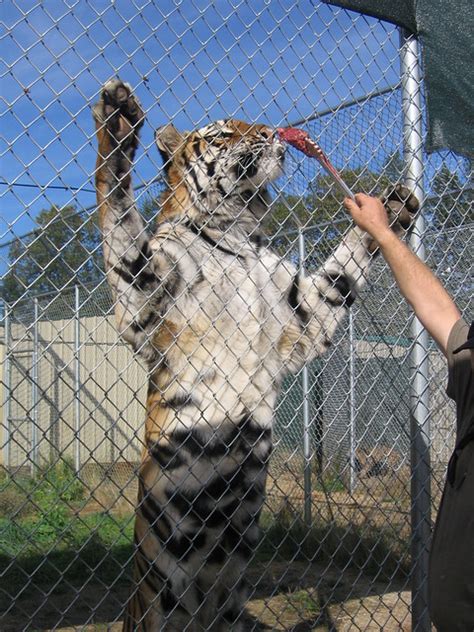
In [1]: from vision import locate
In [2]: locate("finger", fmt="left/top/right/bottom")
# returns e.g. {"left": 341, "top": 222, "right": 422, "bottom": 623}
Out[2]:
{"left": 354, "top": 192, "right": 370, "bottom": 205}
{"left": 343, "top": 197, "right": 359, "bottom": 213}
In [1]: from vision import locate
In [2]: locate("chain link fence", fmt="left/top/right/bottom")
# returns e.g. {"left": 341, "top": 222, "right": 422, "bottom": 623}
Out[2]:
{"left": 1, "top": 2, "right": 472, "bottom": 631}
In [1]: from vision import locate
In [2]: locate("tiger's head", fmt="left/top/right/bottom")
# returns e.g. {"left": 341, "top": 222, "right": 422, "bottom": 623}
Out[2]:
{"left": 156, "top": 119, "right": 285, "bottom": 223}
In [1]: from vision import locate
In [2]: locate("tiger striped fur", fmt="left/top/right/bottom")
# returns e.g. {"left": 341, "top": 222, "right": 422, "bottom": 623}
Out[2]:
{"left": 92, "top": 79, "right": 418, "bottom": 631}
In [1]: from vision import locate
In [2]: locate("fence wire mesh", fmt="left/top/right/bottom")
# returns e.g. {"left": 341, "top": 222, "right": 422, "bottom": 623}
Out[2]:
{"left": 1, "top": 2, "right": 473, "bottom": 631}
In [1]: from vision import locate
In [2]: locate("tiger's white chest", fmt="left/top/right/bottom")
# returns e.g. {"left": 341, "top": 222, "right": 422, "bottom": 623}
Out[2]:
{"left": 166, "top": 252, "right": 287, "bottom": 424}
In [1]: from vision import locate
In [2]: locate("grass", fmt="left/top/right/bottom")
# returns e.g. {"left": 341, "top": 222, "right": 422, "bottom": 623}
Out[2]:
{"left": 257, "top": 507, "right": 410, "bottom": 580}
{"left": 0, "top": 459, "right": 135, "bottom": 613}
{"left": 287, "top": 588, "right": 320, "bottom": 614}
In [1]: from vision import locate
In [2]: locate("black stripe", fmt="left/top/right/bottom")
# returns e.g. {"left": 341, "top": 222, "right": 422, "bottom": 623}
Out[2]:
{"left": 162, "top": 262, "right": 180, "bottom": 299}
{"left": 160, "top": 581, "right": 178, "bottom": 614}
{"left": 222, "top": 607, "right": 241, "bottom": 624}
{"left": 237, "top": 414, "right": 272, "bottom": 447}
{"left": 288, "top": 275, "right": 310, "bottom": 325}
{"left": 203, "top": 131, "right": 234, "bottom": 141}
{"left": 166, "top": 489, "right": 199, "bottom": 517}
{"left": 204, "top": 467, "right": 247, "bottom": 500}
{"left": 206, "top": 160, "right": 216, "bottom": 177}
{"left": 220, "top": 521, "right": 258, "bottom": 559}
{"left": 202, "top": 499, "right": 241, "bottom": 528}
{"left": 165, "top": 466, "right": 247, "bottom": 520}
{"left": 206, "top": 541, "right": 227, "bottom": 565}
{"left": 195, "top": 580, "right": 205, "bottom": 604}
{"left": 135, "top": 547, "right": 158, "bottom": 594}
{"left": 171, "top": 424, "right": 242, "bottom": 458}
{"left": 140, "top": 500, "right": 170, "bottom": 543}
{"left": 167, "top": 528, "right": 207, "bottom": 562}
{"left": 170, "top": 418, "right": 271, "bottom": 464}
{"left": 323, "top": 272, "right": 355, "bottom": 307}
{"left": 139, "top": 485, "right": 172, "bottom": 542}
{"left": 136, "top": 541, "right": 168, "bottom": 583}
{"left": 249, "top": 233, "right": 263, "bottom": 249}
{"left": 191, "top": 269, "right": 205, "bottom": 288}
{"left": 193, "top": 139, "right": 203, "bottom": 159}
{"left": 149, "top": 442, "right": 186, "bottom": 470}
{"left": 131, "top": 310, "right": 158, "bottom": 333}
{"left": 127, "top": 244, "right": 152, "bottom": 276}
{"left": 216, "top": 180, "right": 227, "bottom": 198}
{"left": 184, "top": 221, "right": 243, "bottom": 258}
{"left": 113, "top": 265, "right": 135, "bottom": 285}
{"left": 160, "top": 393, "right": 196, "bottom": 410}
{"left": 114, "top": 248, "right": 157, "bottom": 291}
{"left": 235, "top": 151, "right": 258, "bottom": 179}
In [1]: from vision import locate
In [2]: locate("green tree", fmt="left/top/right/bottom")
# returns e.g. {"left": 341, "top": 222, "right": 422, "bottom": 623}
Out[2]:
{"left": 428, "top": 165, "right": 473, "bottom": 228}
{"left": 265, "top": 166, "right": 394, "bottom": 265}
{"left": 381, "top": 151, "right": 405, "bottom": 185}
{"left": 2, "top": 205, "right": 103, "bottom": 304}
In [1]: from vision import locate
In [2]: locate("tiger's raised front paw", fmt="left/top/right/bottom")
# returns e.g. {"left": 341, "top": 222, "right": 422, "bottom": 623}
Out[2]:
{"left": 92, "top": 78, "right": 145, "bottom": 144}
{"left": 382, "top": 184, "right": 419, "bottom": 235}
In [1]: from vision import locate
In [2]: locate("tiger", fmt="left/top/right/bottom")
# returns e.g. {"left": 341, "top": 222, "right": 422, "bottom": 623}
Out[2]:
{"left": 92, "top": 78, "right": 418, "bottom": 631}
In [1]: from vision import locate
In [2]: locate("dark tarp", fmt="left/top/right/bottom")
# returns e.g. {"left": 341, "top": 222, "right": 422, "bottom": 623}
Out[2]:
{"left": 323, "top": 0, "right": 474, "bottom": 158}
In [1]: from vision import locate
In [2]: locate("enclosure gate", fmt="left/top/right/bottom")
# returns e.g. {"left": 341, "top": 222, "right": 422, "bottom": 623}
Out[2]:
{"left": 1, "top": 2, "right": 473, "bottom": 631}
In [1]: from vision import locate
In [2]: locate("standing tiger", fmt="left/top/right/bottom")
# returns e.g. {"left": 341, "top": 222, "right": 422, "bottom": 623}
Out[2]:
{"left": 92, "top": 79, "right": 418, "bottom": 631}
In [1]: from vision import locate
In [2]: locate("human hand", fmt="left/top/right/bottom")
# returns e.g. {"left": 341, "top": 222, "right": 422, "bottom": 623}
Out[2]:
{"left": 343, "top": 193, "right": 392, "bottom": 245}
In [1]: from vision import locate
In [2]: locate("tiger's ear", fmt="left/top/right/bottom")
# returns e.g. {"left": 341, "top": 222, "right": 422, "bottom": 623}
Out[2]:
{"left": 155, "top": 124, "right": 185, "bottom": 159}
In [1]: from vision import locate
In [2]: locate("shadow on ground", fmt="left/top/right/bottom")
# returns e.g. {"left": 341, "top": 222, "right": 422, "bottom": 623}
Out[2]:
{"left": 1, "top": 553, "right": 409, "bottom": 631}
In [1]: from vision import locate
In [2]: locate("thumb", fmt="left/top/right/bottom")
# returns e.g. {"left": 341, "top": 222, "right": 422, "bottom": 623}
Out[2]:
{"left": 343, "top": 197, "right": 359, "bottom": 213}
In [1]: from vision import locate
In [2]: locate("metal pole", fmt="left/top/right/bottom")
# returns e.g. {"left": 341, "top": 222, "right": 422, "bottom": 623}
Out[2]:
{"left": 74, "top": 285, "right": 81, "bottom": 475}
{"left": 298, "top": 229, "right": 312, "bottom": 527}
{"left": 290, "top": 84, "right": 400, "bottom": 127}
{"left": 3, "top": 302, "right": 12, "bottom": 469}
{"left": 348, "top": 308, "right": 356, "bottom": 493}
{"left": 31, "top": 298, "right": 39, "bottom": 477}
{"left": 400, "top": 29, "right": 431, "bottom": 632}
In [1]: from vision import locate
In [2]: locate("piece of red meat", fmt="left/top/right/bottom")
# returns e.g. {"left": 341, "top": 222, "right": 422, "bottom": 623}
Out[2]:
{"left": 277, "top": 127, "right": 321, "bottom": 158}
{"left": 277, "top": 126, "right": 355, "bottom": 200}
{"left": 277, "top": 127, "right": 309, "bottom": 151}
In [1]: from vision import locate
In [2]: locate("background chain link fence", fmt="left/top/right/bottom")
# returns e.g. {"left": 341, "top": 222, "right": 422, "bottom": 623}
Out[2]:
{"left": 1, "top": 1, "right": 472, "bottom": 630}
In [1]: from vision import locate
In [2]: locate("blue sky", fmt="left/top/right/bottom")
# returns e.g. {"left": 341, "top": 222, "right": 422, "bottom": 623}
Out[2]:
{"left": 10, "top": 0, "right": 463, "bottom": 273}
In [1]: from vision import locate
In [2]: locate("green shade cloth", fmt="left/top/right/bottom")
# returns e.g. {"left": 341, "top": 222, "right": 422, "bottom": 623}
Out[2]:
{"left": 324, "top": 0, "right": 474, "bottom": 157}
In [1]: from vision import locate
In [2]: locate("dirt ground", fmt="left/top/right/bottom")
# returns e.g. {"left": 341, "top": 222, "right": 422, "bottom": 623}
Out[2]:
{"left": 3, "top": 560, "right": 416, "bottom": 632}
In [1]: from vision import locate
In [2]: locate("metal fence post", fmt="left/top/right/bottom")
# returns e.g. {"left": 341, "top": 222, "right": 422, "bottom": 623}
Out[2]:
{"left": 349, "top": 308, "right": 357, "bottom": 493}
{"left": 2, "top": 301, "right": 12, "bottom": 470}
{"left": 400, "top": 29, "right": 432, "bottom": 632}
{"left": 31, "top": 297, "right": 39, "bottom": 477}
{"left": 74, "top": 285, "right": 81, "bottom": 475}
{"left": 298, "top": 229, "right": 312, "bottom": 527}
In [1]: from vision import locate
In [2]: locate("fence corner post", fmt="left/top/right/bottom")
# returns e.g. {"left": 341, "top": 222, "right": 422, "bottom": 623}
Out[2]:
{"left": 400, "top": 27, "right": 432, "bottom": 632}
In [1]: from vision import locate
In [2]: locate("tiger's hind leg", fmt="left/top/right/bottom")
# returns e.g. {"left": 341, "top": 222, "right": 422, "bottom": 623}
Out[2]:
{"left": 124, "top": 426, "right": 268, "bottom": 631}
{"left": 209, "top": 570, "right": 249, "bottom": 631}
{"left": 123, "top": 543, "right": 198, "bottom": 631}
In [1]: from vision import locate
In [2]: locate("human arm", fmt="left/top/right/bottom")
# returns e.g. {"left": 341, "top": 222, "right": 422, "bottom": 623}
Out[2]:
{"left": 343, "top": 193, "right": 461, "bottom": 356}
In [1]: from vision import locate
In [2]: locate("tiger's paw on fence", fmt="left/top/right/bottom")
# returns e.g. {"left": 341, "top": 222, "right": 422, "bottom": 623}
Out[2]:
{"left": 92, "top": 78, "right": 145, "bottom": 145}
